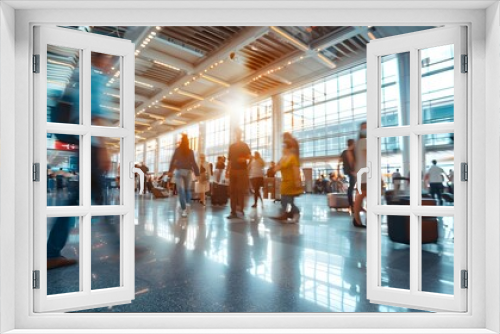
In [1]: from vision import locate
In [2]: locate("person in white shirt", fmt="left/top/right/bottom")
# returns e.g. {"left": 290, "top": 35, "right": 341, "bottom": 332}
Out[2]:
{"left": 353, "top": 122, "right": 367, "bottom": 227}
{"left": 392, "top": 169, "right": 402, "bottom": 192}
{"left": 248, "top": 151, "right": 266, "bottom": 208}
{"left": 424, "top": 159, "right": 449, "bottom": 205}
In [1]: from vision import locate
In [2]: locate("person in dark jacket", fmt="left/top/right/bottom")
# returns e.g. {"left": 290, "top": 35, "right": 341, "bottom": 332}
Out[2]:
{"left": 168, "top": 134, "right": 200, "bottom": 217}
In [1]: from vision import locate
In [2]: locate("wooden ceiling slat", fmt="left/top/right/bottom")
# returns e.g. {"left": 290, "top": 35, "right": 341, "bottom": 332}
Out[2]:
{"left": 251, "top": 40, "right": 283, "bottom": 58}
{"left": 241, "top": 49, "right": 275, "bottom": 64}
{"left": 340, "top": 41, "right": 358, "bottom": 54}
{"left": 161, "top": 28, "right": 215, "bottom": 52}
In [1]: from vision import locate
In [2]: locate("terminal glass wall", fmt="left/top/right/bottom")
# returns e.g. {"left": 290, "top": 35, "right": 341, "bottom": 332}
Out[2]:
{"left": 135, "top": 144, "right": 144, "bottom": 164}
{"left": 205, "top": 115, "right": 230, "bottom": 165}
{"left": 145, "top": 140, "right": 156, "bottom": 173}
{"left": 242, "top": 99, "right": 273, "bottom": 163}
{"left": 282, "top": 63, "right": 368, "bottom": 161}
{"left": 158, "top": 133, "right": 174, "bottom": 173}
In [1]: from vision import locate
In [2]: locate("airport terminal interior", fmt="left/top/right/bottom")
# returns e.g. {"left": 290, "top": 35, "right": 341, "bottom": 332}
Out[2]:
{"left": 45, "top": 25, "right": 455, "bottom": 312}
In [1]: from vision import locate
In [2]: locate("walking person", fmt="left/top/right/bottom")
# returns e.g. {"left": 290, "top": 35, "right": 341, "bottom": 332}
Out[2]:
{"left": 168, "top": 134, "right": 200, "bottom": 218}
{"left": 249, "top": 151, "right": 265, "bottom": 208}
{"left": 273, "top": 138, "right": 302, "bottom": 223}
{"left": 353, "top": 122, "right": 367, "bottom": 227}
{"left": 340, "top": 139, "right": 356, "bottom": 213}
{"left": 226, "top": 128, "right": 251, "bottom": 219}
{"left": 196, "top": 153, "right": 211, "bottom": 207}
{"left": 424, "top": 160, "right": 448, "bottom": 206}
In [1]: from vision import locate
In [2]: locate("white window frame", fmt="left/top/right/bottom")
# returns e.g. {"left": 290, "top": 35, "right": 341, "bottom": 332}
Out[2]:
{"left": 1, "top": 2, "right": 499, "bottom": 333}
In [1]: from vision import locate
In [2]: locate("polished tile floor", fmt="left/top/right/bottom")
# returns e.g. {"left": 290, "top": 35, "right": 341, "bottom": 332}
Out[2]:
{"left": 48, "top": 193, "right": 454, "bottom": 313}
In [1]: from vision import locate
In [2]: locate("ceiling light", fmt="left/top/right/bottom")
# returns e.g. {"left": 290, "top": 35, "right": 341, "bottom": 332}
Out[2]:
{"left": 156, "top": 26, "right": 161, "bottom": 30}
{"left": 153, "top": 60, "right": 180, "bottom": 71}
{"left": 151, "top": 31, "right": 157, "bottom": 36}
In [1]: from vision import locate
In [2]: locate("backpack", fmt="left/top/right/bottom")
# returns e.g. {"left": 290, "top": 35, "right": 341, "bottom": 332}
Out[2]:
{"left": 341, "top": 150, "right": 353, "bottom": 175}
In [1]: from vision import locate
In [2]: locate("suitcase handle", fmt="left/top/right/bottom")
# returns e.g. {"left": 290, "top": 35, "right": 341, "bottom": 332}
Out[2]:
{"left": 356, "top": 165, "right": 370, "bottom": 194}
{"left": 130, "top": 162, "right": 145, "bottom": 194}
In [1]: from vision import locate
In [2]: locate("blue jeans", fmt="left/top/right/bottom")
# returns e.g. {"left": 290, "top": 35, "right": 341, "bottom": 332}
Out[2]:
{"left": 281, "top": 195, "right": 299, "bottom": 216}
{"left": 175, "top": 169, "right": 192, "bottom": 210}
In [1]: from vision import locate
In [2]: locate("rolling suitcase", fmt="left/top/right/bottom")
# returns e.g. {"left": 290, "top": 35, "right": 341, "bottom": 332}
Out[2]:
{"left": 151, "top": 187, "right": 169, "bottom": 199}
{"left": 211, "top": 182, "right": 229, "bottom": 205}
{"left": 327, "top": 193, "right": 350, "bottom": 210}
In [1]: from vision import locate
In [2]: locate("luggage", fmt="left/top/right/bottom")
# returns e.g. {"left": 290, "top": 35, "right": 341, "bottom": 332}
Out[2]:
{"left": 151, "top": 187, "right": 169, "bottom": 199}
{"left": 211, "top": 182, "right": 229, "bottom": 205}
{"left": 263, "top": 177, "right": 275, "bottom": 199}
{"left": 387, "top": 216, "right": 438, "bottom": 244}
{"left": 387, "top": 197, "right": 438, "bottom": 244}
{"left": 327, "top": 193, "right": 350, "bottom": 210}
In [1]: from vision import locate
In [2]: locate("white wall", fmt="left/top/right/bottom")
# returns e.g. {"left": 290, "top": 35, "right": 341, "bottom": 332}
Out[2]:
{"left": 0, "top": 2, "right": 16, "bottom": 333}
{"left": 485, "top": 2, "right": 500, "bottom": 333}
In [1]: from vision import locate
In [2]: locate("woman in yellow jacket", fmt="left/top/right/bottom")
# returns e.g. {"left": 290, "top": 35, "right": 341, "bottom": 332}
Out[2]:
{"left": 273, "top": 139, "right": 302, "bottom": 223}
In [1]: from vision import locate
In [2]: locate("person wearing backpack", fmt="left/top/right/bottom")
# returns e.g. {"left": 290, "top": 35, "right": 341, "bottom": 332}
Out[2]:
{"left": 340, "top": 139, "right": 356, "bottom": 212}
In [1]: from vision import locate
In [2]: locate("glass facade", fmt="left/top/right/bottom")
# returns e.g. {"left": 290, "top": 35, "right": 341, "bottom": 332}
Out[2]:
{"left": 145, "top": 140, "right": 157, "bottom": 172}
{"left": 205, "top": 115, "right": 230, "bottom": 165}
{"left": 137, "top": 49, "right": 454, "bottom": 180}
{"left": 241, "top": 99, "right": 273, "bottom": 163}
{"left": 282, "top": 63, "right": 368, "bottom": 161}
{"left": 135, "top": 144, "right": 144, "bottom": 164}
{"left": 158, "top": 134, "right": 174, "bottom": 173}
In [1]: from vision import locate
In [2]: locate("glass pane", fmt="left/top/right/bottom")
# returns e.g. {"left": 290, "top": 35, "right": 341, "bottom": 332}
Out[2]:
{"left": 422, "top": 133, "right": 454, "bottom": 206}
{"left": 47, "top": 216, "right": 80, "bottom": 295}
{"left": 47, "top": 45, "right": 80, "bottom": 124}
{"left": 381, "top": 215, "right": 410, "bottom": 290}
{"left": 421, "top": 44, "right": 454, "bottom": 124}
{"left": 381, "top": 136, "right": 410, "bottom": 205}
{"left": 91, "top": 215, "right": 121, "bottom": 290}
{"left": 47, "top": 133, "right": 80, "bottom": 206}
{"left": 380, "top": 52, "right": 410, "bottom": 127}
{"left": 91, "top": 51, "right": 120, "bottom": 127}
{"left": 421, "top": 216, "right": 454, "bottom": 295}
{"left": 91, "top": 137, "right": 121, "bottom": 205}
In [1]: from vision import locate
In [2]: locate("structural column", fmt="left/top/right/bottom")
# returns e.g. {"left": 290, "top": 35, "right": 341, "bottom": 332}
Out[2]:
{"left": 272, "top": 94, "right": 283, "bottom": 163}
{"left": 397, "top": 52, "right": 411, "bottom": 179}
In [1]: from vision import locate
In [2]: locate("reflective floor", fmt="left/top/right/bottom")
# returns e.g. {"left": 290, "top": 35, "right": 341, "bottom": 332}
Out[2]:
{"left": 47, "top": 193, "right": 455, "bottom": 312}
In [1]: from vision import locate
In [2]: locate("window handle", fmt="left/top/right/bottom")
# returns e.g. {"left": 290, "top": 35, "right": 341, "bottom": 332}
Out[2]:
{"left": 130, "top": 162, "right": 145, "bottom": 194}
{"left": 356, "top": 162, "right": 371, "bottom": 194}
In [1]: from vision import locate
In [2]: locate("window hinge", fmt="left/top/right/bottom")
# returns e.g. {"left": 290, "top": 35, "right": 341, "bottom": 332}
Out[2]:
{"left": 461, "top": 54, "right": 468, "bottom": 73}
{"left": 33, "top": 54, "right": 40, "bottom": 73}
{"left": 33, "top": 270, "right": 40, "bottom": 289}
{"left": 461, "top": 270, "right": 468, "bottom": 289}
{"left": 461, "top": 162, "right": 468, "bottom": 181}
{"left": 33, "top": 163, "right": 40, "bottom": 182}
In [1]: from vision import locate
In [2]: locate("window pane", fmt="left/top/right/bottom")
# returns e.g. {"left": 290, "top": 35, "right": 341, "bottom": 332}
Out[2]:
{"left": 381, "top": 215, "right": 410, "bottom": 290}
{"left": 421, "top": 44, "right": 454, "bottom": 124}
{"left": 91, "top": 136, "right": 121, "bottom": 205}
{"left": 422, "top": 133, "right": 454, "bottom": 206}
{"left": 47, "top": 216, "right": 80, "bottom": 295}
{"left": 47, "top": 45, "right": 80, "bottom": 124}
{"left": 381, "top": 52, "right": 410, "bottom": 127}
{"left": 421, "top": 216, "right": 454, "bottom": 295}
{"left": 91, "top": 215, "right": 121, "bottom": 290}
{"left": 91, "top": 52, "right": 121, "bottom": 127}
{"left": 381, "top": 136, "right": 410, "bottom": 205}
{"left": 47, "top": 133, "right": 80, "bottom": 206}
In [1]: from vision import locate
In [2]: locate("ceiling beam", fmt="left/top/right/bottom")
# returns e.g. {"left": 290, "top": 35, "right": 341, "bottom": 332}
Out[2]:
{"left": 151, "top": 34, "right": 206, "bottom": 58}
{"left": 140, "top": 48, "right": 194, "bottom": 73}
{"left": 135, "top": 75, "right": 169, "bottom": 90}
{"left": 135, "top": 26, "right": 269, "bottom": 120}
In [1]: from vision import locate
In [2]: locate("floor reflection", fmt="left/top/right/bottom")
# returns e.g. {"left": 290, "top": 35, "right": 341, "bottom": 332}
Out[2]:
{"left": 44, "top": 194, "right": 456, "bottom": 312}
